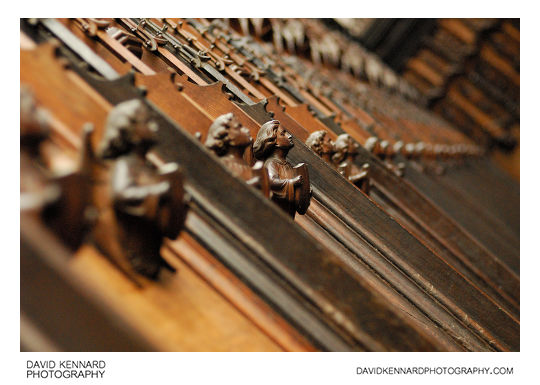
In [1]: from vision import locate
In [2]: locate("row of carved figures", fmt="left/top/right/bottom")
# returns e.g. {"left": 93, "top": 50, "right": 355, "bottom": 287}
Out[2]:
{"left": 21, "top": 90, "right": 184, "bottom": 282}
{"left": 62, "top": 18, "right": 484, "bottom": 164}
{"left": 204, "top": 113, "right": 311, "bottom": 217}
{"left": 22, "top": 83, "right": 376, "bottom": 282}
{"left": 25, "top": 87, "right": 370, "bottom": 285}
{"left": 305, "top": 130, "right": 370, "bottom": 194}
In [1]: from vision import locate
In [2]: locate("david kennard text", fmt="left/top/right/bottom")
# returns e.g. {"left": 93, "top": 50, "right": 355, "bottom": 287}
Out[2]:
{"left": 27, "top": 360, "right": 106, "bottom": 379}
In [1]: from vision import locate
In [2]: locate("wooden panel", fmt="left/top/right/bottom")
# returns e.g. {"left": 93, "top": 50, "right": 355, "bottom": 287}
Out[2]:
{"left": 20, "top": 43, "right": 310, "bottom": 352}
{"left": 20, "top": 18, "right": 519, "bottom": 353}
{"left": 69, "top": 244, "right": 284, "bottom": 351}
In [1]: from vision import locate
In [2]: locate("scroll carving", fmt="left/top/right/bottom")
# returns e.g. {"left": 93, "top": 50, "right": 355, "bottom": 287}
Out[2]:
{"left": 205, "top": 113, "right": 270, "bottom": 197}
{"left": 88, "top": 99, "right": 186, "bottom": 281}
{"left": 119, "top": 18, "right": 168, "bottom": 52}
{"left": 74, "top": 18, "right": 111, "bottom": 37}
{"left": 106, "top": 26, "right": 144, "bottom": 58}
{"left": 254, "top": 120, "right": 311, "bottom": 218}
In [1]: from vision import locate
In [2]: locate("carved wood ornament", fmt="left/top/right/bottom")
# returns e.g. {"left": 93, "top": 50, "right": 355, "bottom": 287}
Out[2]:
{"left": 253, "top": 120, "right": 311, "bottom": 218}
{"left": 305, "top": 129, "right": 335, "bottom": 163}
{"left": 87, "top": 99, "right": 186, "bottom": 282}
{"left": 205, "top": 112, "right": 270, "bottom": 197}
{"left": 306, "top": 130, "right": 371, "bottom": 195}
{"left": 20, "top": 86, "right": 91, "bottom": 249}
{"left": 332, "top": 134, "right": 371, "bottom": 195}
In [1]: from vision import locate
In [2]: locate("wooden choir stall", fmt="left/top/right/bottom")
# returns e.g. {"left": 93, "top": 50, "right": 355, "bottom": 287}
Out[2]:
{"left": 20, "top": 18, "right": 519, "bottom": 352}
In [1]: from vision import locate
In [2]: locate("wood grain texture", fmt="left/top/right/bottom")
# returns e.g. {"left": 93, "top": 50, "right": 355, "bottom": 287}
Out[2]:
{"left": 136, "top": 71, "right": 465, "bottom": 350}
{"left": 20, "top": 43, "right": 311, "bottom": 351}
{"left": 242, "top": 98, "right": 519, "bottom": 351}
{"left": 69, "top": 244, "right": 284, "bottom": 351}
{"left": 73, "top": 51, "right": 459, "bottom": 351}
{"left": 20, "top": 18, "right": 519, "bottom": 352}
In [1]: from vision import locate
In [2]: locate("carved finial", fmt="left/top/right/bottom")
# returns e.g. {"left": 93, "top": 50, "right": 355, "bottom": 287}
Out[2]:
{"left": 404, "top": 142, "right": 416, "bottom": 159}
{"left": 379, "top": 140, "right": 389, "bottom": 158}
{"left": 415, "top": 142, "right": 425, "bottom": 157}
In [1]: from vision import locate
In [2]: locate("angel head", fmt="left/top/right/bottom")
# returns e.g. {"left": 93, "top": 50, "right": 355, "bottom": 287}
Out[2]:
{"left": 205, "top": 112, "right": 252, "bottom": 156}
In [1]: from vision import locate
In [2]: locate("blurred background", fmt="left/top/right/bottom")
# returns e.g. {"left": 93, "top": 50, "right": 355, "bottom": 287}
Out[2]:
{"left": 228, "top": 18, "right": 520, "bottom": 179}
{"left": 328, "top": 18, "right": 520, "bottom": 179}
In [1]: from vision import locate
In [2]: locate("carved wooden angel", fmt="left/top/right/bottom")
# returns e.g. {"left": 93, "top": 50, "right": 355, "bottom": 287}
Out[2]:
{"left": 253, "top": 120, "right": 310, "bottom": 218}
{"left": 205, "top": 112, "right": 269, "bottom": 197}
{"left": 332, "top": 134, "right": 371, "bottom": 195}
{"left": 305, "top": 130, "right": 335, "bottom": 163}
{"left": 21, "top": 86, "right": 57, "bottom": 212}
{"left": 20, "top": 86, "right": 90, "bottom": 249}
{"left": 365, "top": 136, "right": 404, "bottom": 177}
{"left": 89, "top": 99, "right": 185, "bottom": 281}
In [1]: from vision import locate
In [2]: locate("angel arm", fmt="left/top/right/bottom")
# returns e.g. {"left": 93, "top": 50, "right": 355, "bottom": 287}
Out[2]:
{"left": 349, "top": 170, "right": 368, "bottom": 184}
{"left": 246, "top": 176, "right": 260, "bottom": 187}
{"left": 349, "top": 164, "right": 369, "bottom": 184}
{"left": 266, "top": 161, "right": 302, "bottom": 193}
{"left": 111, "top": 157, "right": 169, "bottom": 206}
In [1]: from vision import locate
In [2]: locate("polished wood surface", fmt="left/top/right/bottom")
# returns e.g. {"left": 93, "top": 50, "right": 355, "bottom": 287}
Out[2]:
{"left": 20, "top": 18, "right": 519, "bottom": 352}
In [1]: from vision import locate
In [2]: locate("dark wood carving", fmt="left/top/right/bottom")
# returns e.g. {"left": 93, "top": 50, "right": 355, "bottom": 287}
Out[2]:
{"left": 305, "top": 130, "right": 335, "bottom": 164}
{"left": 205, "top": 112, "right": 270, "bottom": 197}
{"left": 71, "top": 59, "right": 453, "bottom": 352}
{"left": 306, "top": 130, "right": 371, "bottom": 195}
{"left": 20, "top": 19, "right": 520, "bottom": 353}
{"left": 242, "top": 94, "right": 519, "bottom": 351}
{"left": 365, "top": 136, "right": 405, "bottom": 177}
{"left": 88, "top": 99, "right": 186, "bottom": 281}
{"left": 253, "top": 120, "right": 311, "bottom": 217}
{"left": 20, "top": 85, "right": 50, "bottom": 155}
{"left": 332, "top": 134, "right": 371, "bottom": 195}
{"left": 20, "top": 85, "right": 90, "bottom": 249}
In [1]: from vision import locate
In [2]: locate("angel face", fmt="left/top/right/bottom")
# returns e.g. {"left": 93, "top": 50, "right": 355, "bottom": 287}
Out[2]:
{"left": 346, "top": 136, "right": 360, "bottom": 155}
{"left": 275, "top": 124, "right": 294, "bottom": 149}
{"left": 321, "top": 134, "right": 334, "bottom": 155}
{"left": 227, "top": 116, "right": 252, "bottom": 147}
